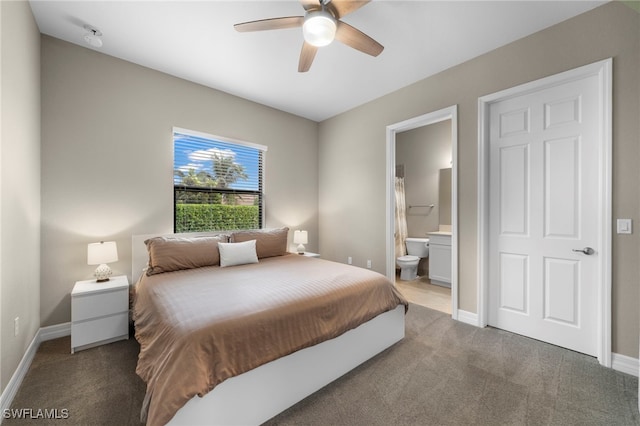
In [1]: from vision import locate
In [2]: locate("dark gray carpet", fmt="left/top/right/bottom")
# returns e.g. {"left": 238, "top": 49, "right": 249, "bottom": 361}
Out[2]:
{"left": 6, "top": 304, "right": 639, "bottom": 425}
{"left": 5, "top": 328, "right": 145, "bottom": 425}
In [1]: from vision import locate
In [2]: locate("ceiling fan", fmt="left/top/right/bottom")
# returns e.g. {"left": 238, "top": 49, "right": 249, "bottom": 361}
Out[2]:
{"left": 234, "top": 0, "right": 383, "bottom": 72}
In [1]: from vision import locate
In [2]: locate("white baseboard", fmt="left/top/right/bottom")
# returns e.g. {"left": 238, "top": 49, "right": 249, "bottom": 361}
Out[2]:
{"left": 0, "top": 331, "right": 40, "bottom": 422}
{"left": 456, "top": 309, "right": 480, "bottom": 327}
{"left": 39, "top": 322, "right": 71, "bottom": 341}
{"left": 0, "top": 323, "right": 71, "bottom": 423}
{"left": 611, "top": 352, "right": 639, "bottom": 377}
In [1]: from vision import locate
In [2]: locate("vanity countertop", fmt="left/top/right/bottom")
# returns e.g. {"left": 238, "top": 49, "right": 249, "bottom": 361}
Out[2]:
{"left": 428, "top": 231, "right": 452, "bottom": 236}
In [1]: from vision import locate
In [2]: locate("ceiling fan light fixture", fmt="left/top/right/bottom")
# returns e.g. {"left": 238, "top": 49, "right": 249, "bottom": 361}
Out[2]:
{"left": 303, "top": 10, "right": 336, "bottom": 47}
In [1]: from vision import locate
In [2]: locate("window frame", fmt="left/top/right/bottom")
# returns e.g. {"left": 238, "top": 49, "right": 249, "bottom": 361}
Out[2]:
{"left": 173, "top": 127, "right": 267, "bottom": 233}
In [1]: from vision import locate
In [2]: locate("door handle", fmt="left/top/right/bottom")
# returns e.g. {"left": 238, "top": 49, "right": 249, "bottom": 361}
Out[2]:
{"left": 572, "top": 247, "right": 595, "bottom": 255}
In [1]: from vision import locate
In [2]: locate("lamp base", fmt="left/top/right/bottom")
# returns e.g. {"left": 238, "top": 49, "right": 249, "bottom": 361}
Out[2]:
{"left": 296, "top": 243, "right": 306, "bottom": 255}
{"left": 94, "top": 264, "right": 113, "bottom": 282}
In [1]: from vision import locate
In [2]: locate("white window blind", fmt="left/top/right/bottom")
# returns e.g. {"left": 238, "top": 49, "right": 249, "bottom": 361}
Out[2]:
{"left": 173, "top": 128, "right": 266, "bottom": 232}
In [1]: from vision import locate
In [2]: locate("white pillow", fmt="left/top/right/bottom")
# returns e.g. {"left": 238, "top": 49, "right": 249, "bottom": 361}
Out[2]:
{"left": 218, "top": 240, "right": 259, "bottom": 267}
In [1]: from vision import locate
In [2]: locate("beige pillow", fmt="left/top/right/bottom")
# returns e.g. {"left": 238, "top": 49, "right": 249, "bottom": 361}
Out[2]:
{"left": 145, "top": 235, "right": 228, "bottom": 275}
{"left": 230, "top": 227, "right": 289, "bottom": 259}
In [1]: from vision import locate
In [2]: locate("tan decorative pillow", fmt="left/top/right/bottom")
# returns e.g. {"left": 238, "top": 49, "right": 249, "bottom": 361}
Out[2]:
{"left": 230, "top": 227, "right": 289, "bottom": 259}
{"left": 144, "top": 235, "right": 228, "bottom": 275}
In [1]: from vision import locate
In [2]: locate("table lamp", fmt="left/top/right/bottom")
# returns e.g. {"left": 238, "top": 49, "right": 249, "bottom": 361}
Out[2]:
{"left": 293, "top": 230, "right": 308, "bottom": 255}
{"left": 87, "top": 241, "right": 118, "bottom": 282}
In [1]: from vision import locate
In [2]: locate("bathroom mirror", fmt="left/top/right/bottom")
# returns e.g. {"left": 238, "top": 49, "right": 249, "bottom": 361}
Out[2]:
{"left": 439, "top": 168, "right": 452, "bottom": 226}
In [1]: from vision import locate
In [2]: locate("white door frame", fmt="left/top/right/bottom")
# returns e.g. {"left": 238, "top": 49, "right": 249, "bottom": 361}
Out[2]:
{"left": 386, "top": 105, "right": 459, "bottom": 319}
{"left": 477, "top": 59, "right": 612, "bottom": 366}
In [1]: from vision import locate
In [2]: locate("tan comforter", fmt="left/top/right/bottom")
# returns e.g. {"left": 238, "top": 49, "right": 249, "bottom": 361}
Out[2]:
{"left": 133, "top": 254, "right": 407, "bottom": 425}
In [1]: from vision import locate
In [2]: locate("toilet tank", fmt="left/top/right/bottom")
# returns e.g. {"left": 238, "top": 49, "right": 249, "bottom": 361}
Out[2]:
{"left": 405, "top": 237, "right": 429, "bottom": 257}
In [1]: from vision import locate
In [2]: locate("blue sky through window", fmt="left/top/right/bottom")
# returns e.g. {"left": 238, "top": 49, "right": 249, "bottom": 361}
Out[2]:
{"left": 174, "top": 132, "right": 261, "bottom": 190}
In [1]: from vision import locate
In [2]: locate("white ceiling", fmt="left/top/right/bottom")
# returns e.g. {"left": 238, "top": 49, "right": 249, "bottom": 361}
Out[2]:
{"left": 29, "top": 0, "right": 606, "bottom": 122}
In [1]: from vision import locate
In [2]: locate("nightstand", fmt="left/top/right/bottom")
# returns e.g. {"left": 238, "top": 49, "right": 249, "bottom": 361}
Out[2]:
{"left": 71, "top": 275, "right": 129, "bottom": 353}
{"left": 299, "top": 252, "right": 320, "bottom": 258}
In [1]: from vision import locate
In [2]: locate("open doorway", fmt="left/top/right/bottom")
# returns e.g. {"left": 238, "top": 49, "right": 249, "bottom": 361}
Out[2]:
{"left": 385, "top": 106, "right": 458, "bottom": 318}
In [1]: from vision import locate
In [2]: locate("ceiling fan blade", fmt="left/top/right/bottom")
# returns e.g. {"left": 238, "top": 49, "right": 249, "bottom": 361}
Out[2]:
{"left": 234, "top": 16, "right": 304, "bottom": 32}
{"left": 327, "top": 0, "right": 370, "bottom": 19}
{"left": 298, "top": 42, "right": 318, "bottom": 73}
{"left": 335, "top": 21, "right": 383, "bottom": 57}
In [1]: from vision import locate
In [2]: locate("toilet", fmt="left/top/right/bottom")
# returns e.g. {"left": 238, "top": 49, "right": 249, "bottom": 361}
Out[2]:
{"left": 396, "top": 237, "right": 430, "bottom": 281}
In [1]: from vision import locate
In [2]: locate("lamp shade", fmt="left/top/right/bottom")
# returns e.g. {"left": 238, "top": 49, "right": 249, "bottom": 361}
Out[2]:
{"left": 87, "top": 241, "right": 118, "bottom": 265}
{"left": 293, "top": 230, "right": 308, "bottom": 245}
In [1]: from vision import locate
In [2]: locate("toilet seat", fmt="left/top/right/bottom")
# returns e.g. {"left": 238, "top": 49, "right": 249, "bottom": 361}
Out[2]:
{"left": 397, "top": 255, "right": 419, "bottom": 263}
{"left": 396, "top": 255, "right": 421, "bottom": 281}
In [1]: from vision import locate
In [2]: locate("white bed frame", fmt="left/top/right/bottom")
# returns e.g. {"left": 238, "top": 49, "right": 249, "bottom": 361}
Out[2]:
{"left": 132, "top": 233, "right": 405, "bottom": 426}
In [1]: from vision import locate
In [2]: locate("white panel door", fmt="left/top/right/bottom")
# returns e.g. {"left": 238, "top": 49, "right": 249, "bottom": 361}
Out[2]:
{"left": 488, "top": 74, "right": 600, "bottom": 356}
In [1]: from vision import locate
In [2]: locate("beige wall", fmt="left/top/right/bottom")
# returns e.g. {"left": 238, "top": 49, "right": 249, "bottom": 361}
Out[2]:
{"left": 396, "top": 120, "right": 452, "bottom": 237}
{"left": 319, "top": 2, "right": 640, "bottom": 357}
{"left": 40, "top": 36, "right": 318, "bottom": 327}
{"left": 0, "top": 0, "right": 41, "bottom": 391}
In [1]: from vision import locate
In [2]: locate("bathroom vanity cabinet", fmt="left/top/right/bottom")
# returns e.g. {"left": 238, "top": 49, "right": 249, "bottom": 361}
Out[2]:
{"left": 428, "top": 232, "right": 452, "bottom": 287}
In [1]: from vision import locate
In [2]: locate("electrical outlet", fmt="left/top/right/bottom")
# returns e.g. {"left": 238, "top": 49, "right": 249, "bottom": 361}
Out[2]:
{"left": 367, "top": 260, "right": 372, "bottom": 269}
{"left": 14, "top": 317, "right": 19, "bottom": 337}
{"left": 347, "top": 256, "right": 352, "bottom": 265}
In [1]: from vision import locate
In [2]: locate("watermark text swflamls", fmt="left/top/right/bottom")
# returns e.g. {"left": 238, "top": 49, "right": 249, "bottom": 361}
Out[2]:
{"left": 3, "top": 408, "right": 69, "bottom": 420}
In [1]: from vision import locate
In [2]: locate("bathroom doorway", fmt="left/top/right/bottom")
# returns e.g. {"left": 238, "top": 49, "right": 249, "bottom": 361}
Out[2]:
{"left": 385, "top": 106, "right": 458, "bottom": 318}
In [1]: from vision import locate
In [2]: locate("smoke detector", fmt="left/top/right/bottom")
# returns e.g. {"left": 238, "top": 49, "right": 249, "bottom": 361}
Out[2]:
{"left": 83, "top": 25, "right": 103, "bottom": 48}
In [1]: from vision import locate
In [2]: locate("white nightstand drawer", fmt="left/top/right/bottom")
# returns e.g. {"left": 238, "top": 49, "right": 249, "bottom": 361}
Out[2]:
{"left": 72, "top": 288, "right": 128, "bottom": 322}
{"left": 71, "top": 312, "right": 128, "bottom": 350}
{"left": 71, "top": 275, "right": 130, "bottom": 353}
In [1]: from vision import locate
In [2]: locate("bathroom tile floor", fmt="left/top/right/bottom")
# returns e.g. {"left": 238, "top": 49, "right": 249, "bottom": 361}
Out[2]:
{"left": 395, "top": 275, "right": 452, "bottom": 315}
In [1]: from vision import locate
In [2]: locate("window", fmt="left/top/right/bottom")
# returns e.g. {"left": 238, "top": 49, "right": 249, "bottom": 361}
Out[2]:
{"left": 173, "top": 128, "right": 267, "bottom": 233}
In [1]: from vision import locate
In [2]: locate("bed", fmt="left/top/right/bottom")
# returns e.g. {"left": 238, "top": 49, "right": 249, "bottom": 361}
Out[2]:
{"left": 131, "top": 229, "right": 407, "bottom": 425}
